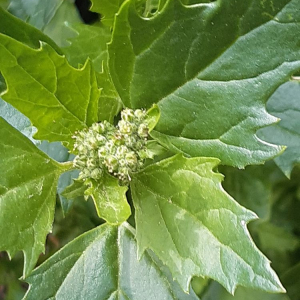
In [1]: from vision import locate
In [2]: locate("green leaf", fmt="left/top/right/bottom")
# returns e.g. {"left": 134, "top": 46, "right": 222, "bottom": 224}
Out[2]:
{"left": 8, "top": 0, "right": 81, "bottom": 47}
{"left": 23, "top": 223, "right": 198, "bottom": 300}
{"left": 0, "top": 6, "right": 61, "bottom": 53}
{"left": 0, "top": 35, "right": 100, "bottom": 148}
{"left": 131, "top": 154, "right": 284, "bottom": 294}
{"left": 85, "top": 173, "right": 131, "bottom": 225}
{"left": 258, "top": 81, "right": 300, "bottom": 178}
{"left": 61, "top": 177, "right": 86, "bottom": 200}
{"left": 0, "top": 97, "right": 38, "bottom": 144}
{"left": 109, "top": 0, "right": 300, "bottom": 167}
{"left": 42, "top": 0, "right": 82, "bottom": 48}
{"left": 64, "top": 23, "right": 111, "bottom": 73}
{"left": 0, "top": 118, "right": 69, "bottom": 277}
{"left": 97, "top": 65, "right": 123, "bottom": 122}
{"left": 57, "top": 170, "right": 82, "bottom": 217}
{"left": 63, "top": 22, "right": 123, "bottom": 122}
{"left": 90, "top": 0, "right": 126, "bottom": 26}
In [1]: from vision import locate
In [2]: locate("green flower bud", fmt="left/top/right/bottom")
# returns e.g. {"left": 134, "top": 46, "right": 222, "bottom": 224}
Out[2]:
{"left": 138, "top": 123, "right": 148, "bottom": 138}
{"left": 90, "top": 168, "right": 102, "bottom": 179}
{"left": 125, "top": 151, "right": 137, "bottom": 167}
{"left": 104, "top": 155, "right": 118, "bottom": 171}
{"left": 134, "top": 109, "right": 146, "bottom": 120}
{"left": 121, "top": 108, "right": 135, "bottom": 122}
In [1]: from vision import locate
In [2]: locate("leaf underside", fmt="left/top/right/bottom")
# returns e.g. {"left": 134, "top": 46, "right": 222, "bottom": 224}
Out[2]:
{"left": 109, "top": 0, "right": 300, "bottom": 167}
{"left": 258, "top": 81, "right": 300, "bottom": 178}
{"left": 131, "top": 154, "right": 284, "bottom": 294}
{"left": 23, "top": 223, "right": 198, "bottom": 300}
{"left": 0, "top": 118, "right": 66, "bottom": 277}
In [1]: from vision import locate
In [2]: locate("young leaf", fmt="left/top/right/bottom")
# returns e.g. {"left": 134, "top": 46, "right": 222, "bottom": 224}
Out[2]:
{"left": 57, "top": 170, "right": 82, "bottom": 217}
{"left": 0, "top": 118, "right": 70, "bottom": 277}
{"left": 258, "top": 81, "right": 300, "bottom": 178}
{"left": 61, "top": 178, "right": 86, "bottom": 200}
{"left": 90, "top": 0, "right": 126, "bottom": 26}
{"left": 85, "top": 173, "right": 131, "bottom": 225}
{"left": 97, "top": 66, "right": 123, "bottom": 122}
{"left": 23, "top": 223, "right": 198, "bottom": 300}
{"left": 109, "top": 0, "right": 300, "bottom": 167}
{"left": 131, "top": 154, "right": 285, "bottom": 294}
{"left": 64, "top": 23, "right": 111, "bottom": 72}
{"left": 0, "top": 34, "right": 100, "bottom": 148}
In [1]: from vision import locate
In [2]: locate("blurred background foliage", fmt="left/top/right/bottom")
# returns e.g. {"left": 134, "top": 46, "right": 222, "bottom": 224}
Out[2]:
{"left": 0, "top": 0, "right": 299, "bottom": 299}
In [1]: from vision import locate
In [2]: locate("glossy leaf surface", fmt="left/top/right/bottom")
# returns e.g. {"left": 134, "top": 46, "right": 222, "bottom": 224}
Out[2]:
{"left": 109, "top": 0, "right": 300, "bottom": 167}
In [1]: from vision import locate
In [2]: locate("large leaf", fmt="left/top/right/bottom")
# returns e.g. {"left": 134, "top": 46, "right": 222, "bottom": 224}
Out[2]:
{"left": 109, "top": 0, "right": 300, "bottom": 167}
{"left": 85, "top": 173, "right": 131, "bottom": 224}
{"left": 131, "top": 154, "right": 284, "bottom": 293}
{"left": 0, "top": 118, "right": 70, "bottom": 277}
{"left": 0, "top": 34, "right": 100, "bottom": 148}
{"left": 258, "top": 81, "right": 300, "bottom": 178}
{"left": 23, "top": 223, "right": 198, "bottom": 300}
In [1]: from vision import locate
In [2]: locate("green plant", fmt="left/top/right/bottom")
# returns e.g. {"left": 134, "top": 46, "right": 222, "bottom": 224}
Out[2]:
{"left": 0, "top": 0, "right": 300, "bottom": 299}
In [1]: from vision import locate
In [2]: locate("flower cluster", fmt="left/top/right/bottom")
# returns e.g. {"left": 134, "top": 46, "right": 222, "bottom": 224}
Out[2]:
{"left": 73, "top": 108, "right": 152, "bottom": 183}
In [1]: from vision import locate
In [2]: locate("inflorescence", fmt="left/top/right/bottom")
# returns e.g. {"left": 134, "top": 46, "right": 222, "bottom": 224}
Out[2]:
{"left": 72, "top": 108, "right": 152, "bottom": 184}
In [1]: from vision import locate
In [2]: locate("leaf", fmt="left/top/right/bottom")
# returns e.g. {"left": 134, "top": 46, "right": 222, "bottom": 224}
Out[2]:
{"left": 90, "top": 0, "right": 153, "bottom": 26}
{"left": 42, "top": 0, "right": 82, "bottom": 48}
{"left": 23, "top": 223, "right": 199, "bottom": 300}
{"left": 0, "top": 118, "right": 69, "bottom": 277}
{"left": 0, "top": 34, "right": 100, "bottom": 148}
{"left": 61, "top": 178, "right": 86, "bottom": 200}
{"left": 64, "top": 23, "right": 111, "bottom": 73}
{"left": 108, "top": 0, "right": 300, "bottom": 167}
{"left": 63, "top": 22, "right": 123, "bottom": 122}
{"left": 257, "top": 81, "right": 300, "bottom": 178}
{"left": 130, "top": 154, "right": 285, "bottom": 294}
{"left": 0, "top": 6, "right": 61, "bottom": 53}
{"left": 57, "top": 170, "right": 82, "bottom": 217}
{"left": 8, "top": 0, "right": 81, "bottom": 47}
{"left": 85, "top": 173, "right": 131, "bottom": 225}
{"left": 90, "top": 0, "right": 126, "bottom": 26}
{"left": 97, "top": 65, "right": 123, "bottom": 122}
{"left": 0, "top": 97, "right": 38, "bottom": 144}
